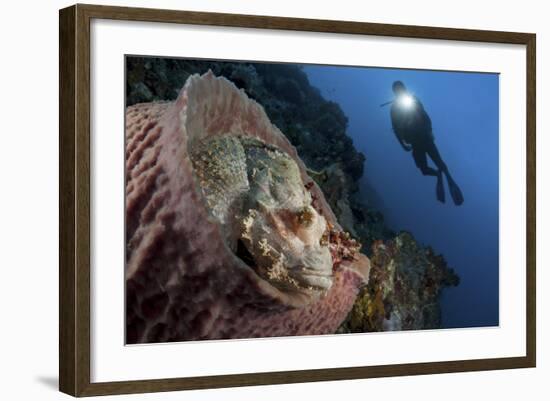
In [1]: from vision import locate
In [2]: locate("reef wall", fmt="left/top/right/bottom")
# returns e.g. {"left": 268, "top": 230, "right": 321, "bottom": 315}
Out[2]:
{"left": 126, "top": 58, "right": 459, "bottom": 332}
{"left": 339, "top": 232, "right": 460, "bottom": 332}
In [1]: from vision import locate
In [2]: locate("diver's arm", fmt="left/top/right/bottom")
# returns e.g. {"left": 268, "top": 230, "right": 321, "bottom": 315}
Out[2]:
{"left": 399, "top": 138, "right": 413, "bottom": 152}
{"left": 390, "top": 105, "right": 412, "bottom": 152}
{"left": 392, "top": 121, "right": 412, "bottom": 152}
{"left": 392, "top": 128, "right": 412, "bottom": 152}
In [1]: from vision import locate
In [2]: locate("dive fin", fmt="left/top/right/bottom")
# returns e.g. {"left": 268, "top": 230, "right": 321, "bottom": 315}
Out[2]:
{"left": 436, "top": 172, "right": 445, "bottom": 203}
{"left": 447, "top": 176, "right": 464, "bottom": 206}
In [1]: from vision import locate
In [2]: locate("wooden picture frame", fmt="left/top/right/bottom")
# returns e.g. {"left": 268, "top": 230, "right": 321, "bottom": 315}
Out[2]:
{"left": 59, "top": 3, "right": 536, "bottom": 397}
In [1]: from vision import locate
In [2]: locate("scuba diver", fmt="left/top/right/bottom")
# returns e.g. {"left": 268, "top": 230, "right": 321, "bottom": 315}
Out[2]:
{"left": 383, "top": 80, "right": 464, "bottom": 205}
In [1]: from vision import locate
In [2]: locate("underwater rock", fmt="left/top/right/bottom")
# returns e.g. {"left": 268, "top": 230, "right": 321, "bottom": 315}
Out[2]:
{"left": 338, "top": 231, "right": 459, "bottom": 333}
{"left": 125, "top": 71, "right": 370, "bottom": 343}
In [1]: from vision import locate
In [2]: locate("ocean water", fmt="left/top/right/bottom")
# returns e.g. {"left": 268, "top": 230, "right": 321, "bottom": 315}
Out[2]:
{"left": 304, "top": 65, "right": 499, "bottom": 329}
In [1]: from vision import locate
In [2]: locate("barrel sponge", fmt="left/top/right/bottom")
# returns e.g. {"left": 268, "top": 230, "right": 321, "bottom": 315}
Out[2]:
{"left": 125, "top": 71, "right": 370, "bottom": 343}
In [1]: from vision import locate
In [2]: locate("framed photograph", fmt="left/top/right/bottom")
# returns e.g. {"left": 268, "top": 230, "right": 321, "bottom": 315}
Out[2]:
{"left": 59, "top": 4, "right": 536, "bottom": 397}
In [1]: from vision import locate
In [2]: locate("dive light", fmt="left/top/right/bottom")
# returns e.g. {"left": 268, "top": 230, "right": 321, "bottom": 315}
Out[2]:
{"left": 380, "top": 93, "right": 415, "bottom": 109}
{"left": 397, "top": 93, "right": 414, "bottom": 109}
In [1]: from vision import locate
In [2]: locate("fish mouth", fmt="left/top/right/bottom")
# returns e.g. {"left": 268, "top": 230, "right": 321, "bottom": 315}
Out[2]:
{"left": 234, "top": 239, "right": 333, "bottom": 294}
{"left": 287, "top": 266, "right": 333, "bottom": 291}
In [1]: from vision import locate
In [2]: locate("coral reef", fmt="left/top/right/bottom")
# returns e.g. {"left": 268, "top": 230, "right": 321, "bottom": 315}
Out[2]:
{"left": 339, "top": 232, "right": 459, "bottom": 332}
{"left": 125, "top": 72, "right": 369, "bottom": 343}
{"left": 126, "top": 58, "right": 460, "bottom": 334}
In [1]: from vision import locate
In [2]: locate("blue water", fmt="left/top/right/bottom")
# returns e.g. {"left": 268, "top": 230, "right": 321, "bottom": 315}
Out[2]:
{"left": 304, "top": 65, "right": 499, "bottom": 329}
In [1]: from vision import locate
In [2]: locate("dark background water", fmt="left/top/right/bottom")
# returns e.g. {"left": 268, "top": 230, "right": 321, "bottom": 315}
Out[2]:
{"left": 304, "top": 65, "right": 499, "bottom": 329}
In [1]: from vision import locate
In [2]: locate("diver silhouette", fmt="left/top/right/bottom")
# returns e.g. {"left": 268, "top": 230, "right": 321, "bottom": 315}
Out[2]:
{"left": 386, "top": 80, "right": 464, "bottom": 205}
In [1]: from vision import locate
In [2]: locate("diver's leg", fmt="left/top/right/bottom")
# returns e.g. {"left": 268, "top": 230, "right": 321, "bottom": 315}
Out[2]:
{"left": 412, "top": 148, "right": 438, "bottom": 176}
{"left": 426, "top": 141, "right": 449, "bottom": 174}
{"left": 436, "top": 170, "right": 445, "bottom": 203}
{"left": 413, "top": 147, "right": 445, "bottom": 203}
{"left": 427, "top": 141, "right": 464, "bottom": 205}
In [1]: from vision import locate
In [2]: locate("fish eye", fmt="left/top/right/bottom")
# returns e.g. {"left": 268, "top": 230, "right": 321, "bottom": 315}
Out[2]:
{"left": 297, "top": 206, "right": 315, "bottom": 227}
